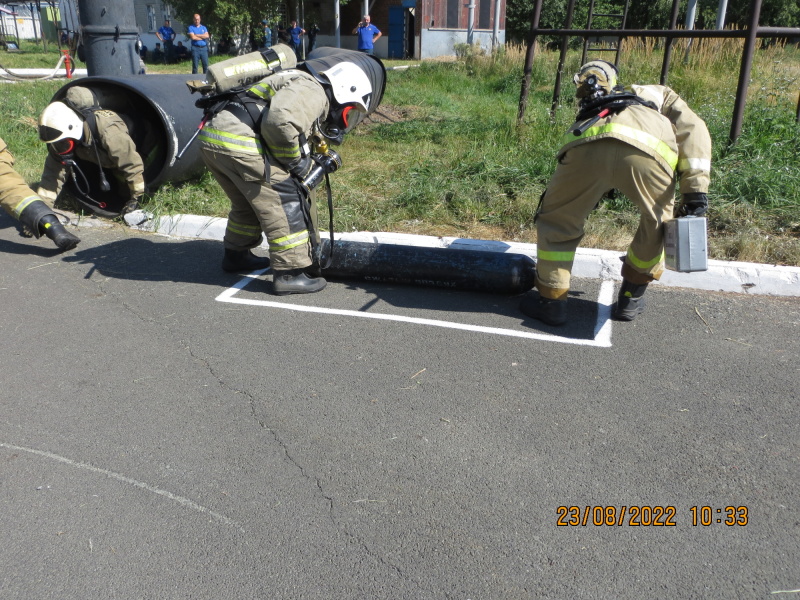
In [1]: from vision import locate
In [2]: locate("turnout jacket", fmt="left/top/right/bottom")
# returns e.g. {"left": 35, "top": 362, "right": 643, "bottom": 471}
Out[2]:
{"left": 559, "top": 84, "right": 712, "bottom": 195}
{"left": 199, "top": 69, "right": 330, "bottom": 173}
{"left": 38, "top": 109, "right": 145, "bottom": 202}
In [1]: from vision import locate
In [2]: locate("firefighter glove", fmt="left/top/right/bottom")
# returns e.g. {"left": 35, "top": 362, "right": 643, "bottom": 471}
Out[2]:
{"left": 678, "top": 192, "right": 708, "bottom": 217}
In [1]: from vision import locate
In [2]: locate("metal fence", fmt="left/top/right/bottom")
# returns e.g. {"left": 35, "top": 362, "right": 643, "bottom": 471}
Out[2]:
{"left": 517, "top": 0, "right": 800, "bottom": 145}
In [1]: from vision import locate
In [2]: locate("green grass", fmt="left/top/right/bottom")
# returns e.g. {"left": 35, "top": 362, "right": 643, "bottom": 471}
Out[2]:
{"left": 1, "top": 39, "right": 799, "bottom": 265}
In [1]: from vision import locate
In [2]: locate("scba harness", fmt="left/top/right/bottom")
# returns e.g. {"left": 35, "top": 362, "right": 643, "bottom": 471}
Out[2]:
{"left": 572, "top": 91, "right": 659, "bottom": 136}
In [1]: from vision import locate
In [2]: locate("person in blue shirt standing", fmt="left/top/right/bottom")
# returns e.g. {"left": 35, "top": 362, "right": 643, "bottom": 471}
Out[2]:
{"left": 288, "top": 20, "right": 305, "bottom": 59}
{"left": 188, "top": 13, "right": 210, "bottom": 74}
{"left": 260, "top": 20, "right": 273, "bottom": 48}
{"left": 156, "top": 19, "right": 176, "bottom": 63}
{"left": 353, "top": 15, "right": 381, "bottom": 55}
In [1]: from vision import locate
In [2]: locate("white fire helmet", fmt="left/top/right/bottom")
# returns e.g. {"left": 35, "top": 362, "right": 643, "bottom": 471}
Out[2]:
{"left": 573, "top": 60, "right": 619, "bottom": 98}
{"left": 319, "top": 62, "right": 372, "bottom": 112}
{"left": 38, "top": 101, "right": 84, "bottom": 143}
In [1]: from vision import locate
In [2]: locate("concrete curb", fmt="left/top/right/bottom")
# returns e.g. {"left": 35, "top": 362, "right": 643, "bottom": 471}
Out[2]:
{"left": 123, "top": 210, "right": 800, "bottom": 298}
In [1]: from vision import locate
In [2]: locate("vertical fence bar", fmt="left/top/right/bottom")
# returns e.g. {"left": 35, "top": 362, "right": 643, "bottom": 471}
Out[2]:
{"left": 551, "top": 0, "right": 577, "bottom": 117}
{"left": 660, "top": 0, "right": 682, "bottom": 85}
{"left": 729, "top": 0, "right": 762, "bottom": 145}
{"left": 517, "top": 0, "right": 544, "bottom": 124}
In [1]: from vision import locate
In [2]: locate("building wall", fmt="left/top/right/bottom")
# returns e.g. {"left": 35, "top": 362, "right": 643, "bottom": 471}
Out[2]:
{"left": 132, "top": 1, "right": 186, "bottom": 52}
{"left": 419, "top": 28, "right": 503, "bottom": 59}
{"left": 419, "top": 0, "right": 504, "bottom": 32}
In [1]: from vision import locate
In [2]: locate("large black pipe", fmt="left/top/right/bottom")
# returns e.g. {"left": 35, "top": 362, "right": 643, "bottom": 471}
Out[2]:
{"left": 319, "top": 239, "right": 537, "bottom": 295}
{"left": 78, "top": 0, "right": 140, "bottom": 76}
{"left": 50, "top": 76, "right": 207, "bottom": 214}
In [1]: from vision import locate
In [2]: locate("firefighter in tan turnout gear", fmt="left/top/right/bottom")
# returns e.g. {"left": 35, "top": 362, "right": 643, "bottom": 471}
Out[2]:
{"left": 0, "top": 137, "right": 80, "bottom": 251}
{"left": 37, "top": 86, "right": 146, "bottom": 216}
{"left": 198, "top": 45, "right": 383, "bottom": 294}
{"left": 521, "top": 60, "right": 712, "bottom": 326}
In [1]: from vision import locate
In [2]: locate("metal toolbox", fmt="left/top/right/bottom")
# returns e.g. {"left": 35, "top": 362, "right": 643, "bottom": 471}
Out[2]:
{"left": 665, "top": 216, "right": 708, "bottom": 272}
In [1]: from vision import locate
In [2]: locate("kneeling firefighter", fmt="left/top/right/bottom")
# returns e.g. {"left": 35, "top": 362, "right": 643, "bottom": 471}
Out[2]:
{"left": 37, "top": 86, "right": 147, "bottom": 217}
{"left": 195, "top": 44, "right": 385, "bottom": 294}
{"left": 1, "top": 137, "right": 80, "bottom": 250}
{"left": 520, "top": 60, "right": 711, "bottom": 326}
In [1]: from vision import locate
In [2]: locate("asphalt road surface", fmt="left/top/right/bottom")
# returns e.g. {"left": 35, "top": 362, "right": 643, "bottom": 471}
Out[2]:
{"left": 1, "top": 216, "right": 798, "bottom": 599}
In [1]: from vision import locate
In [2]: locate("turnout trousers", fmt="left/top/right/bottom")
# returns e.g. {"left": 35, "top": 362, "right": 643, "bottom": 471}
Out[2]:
{"left": 201, "top": 148, "right": 318, "bottom": 271}
{"left": 535, "top": 139, "right": 676, "bottom": 300}
{"left": 0, "top": 142, "right": 43, "bottom": 219}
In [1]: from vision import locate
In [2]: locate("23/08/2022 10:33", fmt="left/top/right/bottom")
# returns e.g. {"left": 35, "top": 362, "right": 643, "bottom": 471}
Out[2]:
{"left": 555, "top": 505, "right": 749, "bottom": 527}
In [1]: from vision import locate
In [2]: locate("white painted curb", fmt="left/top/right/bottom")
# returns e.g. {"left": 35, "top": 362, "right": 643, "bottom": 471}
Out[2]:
{"left": 124, "top": 211, "right": 800, "bottom": 298}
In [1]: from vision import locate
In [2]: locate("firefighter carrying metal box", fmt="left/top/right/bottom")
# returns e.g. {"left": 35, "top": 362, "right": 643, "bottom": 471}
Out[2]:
{"left": 521, "top": 60, "right": 712, "bottom": 326}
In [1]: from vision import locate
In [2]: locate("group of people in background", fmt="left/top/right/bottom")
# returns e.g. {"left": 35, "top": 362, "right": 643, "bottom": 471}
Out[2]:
{"left": 139, "top": 13, "right": 383, "bottom": 71}
{"left": 140, "top": 18, "right": 189, "bottom": 65}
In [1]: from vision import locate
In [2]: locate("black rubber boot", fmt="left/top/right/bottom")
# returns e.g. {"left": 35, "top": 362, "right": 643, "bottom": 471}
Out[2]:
{"left": 221, "top": 249, "right": 271, "bottom": 273}
{"left": 273, "top": 269, "right": 327, "bottom": 295}
{"left": 39, "top": 214, "right": 81, "bottom": 251}
{"left": 519, "top": 292, "right": 567, "bottom": 326}
{"left": 613, "top": 280, "right": 649, "bottom": 321}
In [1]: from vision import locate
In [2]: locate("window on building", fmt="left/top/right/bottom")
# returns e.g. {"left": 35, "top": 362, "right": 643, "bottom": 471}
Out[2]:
{"left": 446, "top": 0, "right": 460, "bottom": 29}
{"left": 147, "top": 5, "right": 157, "bottom": 32}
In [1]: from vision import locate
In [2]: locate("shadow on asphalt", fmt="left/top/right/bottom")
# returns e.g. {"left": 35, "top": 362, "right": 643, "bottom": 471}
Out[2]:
{"left": 239, "top": 274, "right": 604, "bottom": 341}
{"left": 0, "top": 234, "right": 70, "bottom": 259}
{"left": 60, "top": 236, "right": 237, "bottom": 288}
{"left": 0, "top": 208, "right": 605, "bottom": 341}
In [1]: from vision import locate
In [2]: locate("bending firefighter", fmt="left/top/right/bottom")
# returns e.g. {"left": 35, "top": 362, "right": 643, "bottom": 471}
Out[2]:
{"left": 37, "top": 86, "right": 146, "bottom": 217}
{"left": 521, "top": 60, "right": 711, "bottom": 326}
{"left": 1, "top": 137, "right": 80, "bottom": 251}
{"left": 197, "top": 45, "right": 383, "bottom": 294}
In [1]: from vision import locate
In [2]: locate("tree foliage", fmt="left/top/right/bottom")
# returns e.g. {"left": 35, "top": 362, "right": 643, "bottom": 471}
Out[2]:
{"left": 169, "top": 0, "right": 286, "bottom": 41}
{"left": 506, "top": 0, "right": 800, "bottom": 44}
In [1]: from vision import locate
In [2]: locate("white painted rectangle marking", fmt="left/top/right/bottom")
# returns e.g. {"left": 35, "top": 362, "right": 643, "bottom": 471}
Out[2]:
{"left": 216, "top": 270, "right": 615, "bottom": 347}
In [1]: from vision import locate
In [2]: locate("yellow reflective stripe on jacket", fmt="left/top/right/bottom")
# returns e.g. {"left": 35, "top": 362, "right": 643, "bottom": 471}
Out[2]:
{"left": 677, "top": 157, "right": 711, "bottom": 172}
{"left": 537, "top": 249, "right": 576, "bottom": 263}
{"left": 12, "top": 195, "right": 40, "bottom": 218}
{"left": 626, "top": 247, "right": 664, "bottom": 269}
{"left": 269, "top": 230, "right": 309, "bottom": 252}
{"left": 249, "top": 83, "right": 277, "bottom": 101}
{"left": 562, "top": 123, "right": 679, "bottom": 170}
{"left": 266, "top": 142, "right": 301, "bottom": 160}
{"left": 199, "top": 127, "right": 264, "bottom": 155}
{"left": 221, "top": 58, "right": 269, "bottom": 79}
{"left": 227, "top": 219, "right": 263, "bottom": 237}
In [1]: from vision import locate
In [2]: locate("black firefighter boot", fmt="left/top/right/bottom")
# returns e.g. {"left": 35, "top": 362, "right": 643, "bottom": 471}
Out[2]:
{"left": 613, "top": 280, "right": 649, "bottom": 321}
{"left": 272, "top": 269, "right": 327, "bottom": 295}
{"left": 40, "top": 215, "right": 81, "bottom": 251}
{"left": 221, "top": 248, "right": 271, "bottom": 273}
{"left": 519, "top": 292, "right": 567, "bottom": 326}
{"left": 19, "top": 200, "right": 80, "bottom": 251}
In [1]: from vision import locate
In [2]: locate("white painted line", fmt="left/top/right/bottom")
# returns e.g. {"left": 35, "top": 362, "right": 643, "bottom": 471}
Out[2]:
{"left": 0, "top": 442, "right": 241, "bottom": 530}
{"left": 216, "top": 270, "right": 615, "bottom": 348}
